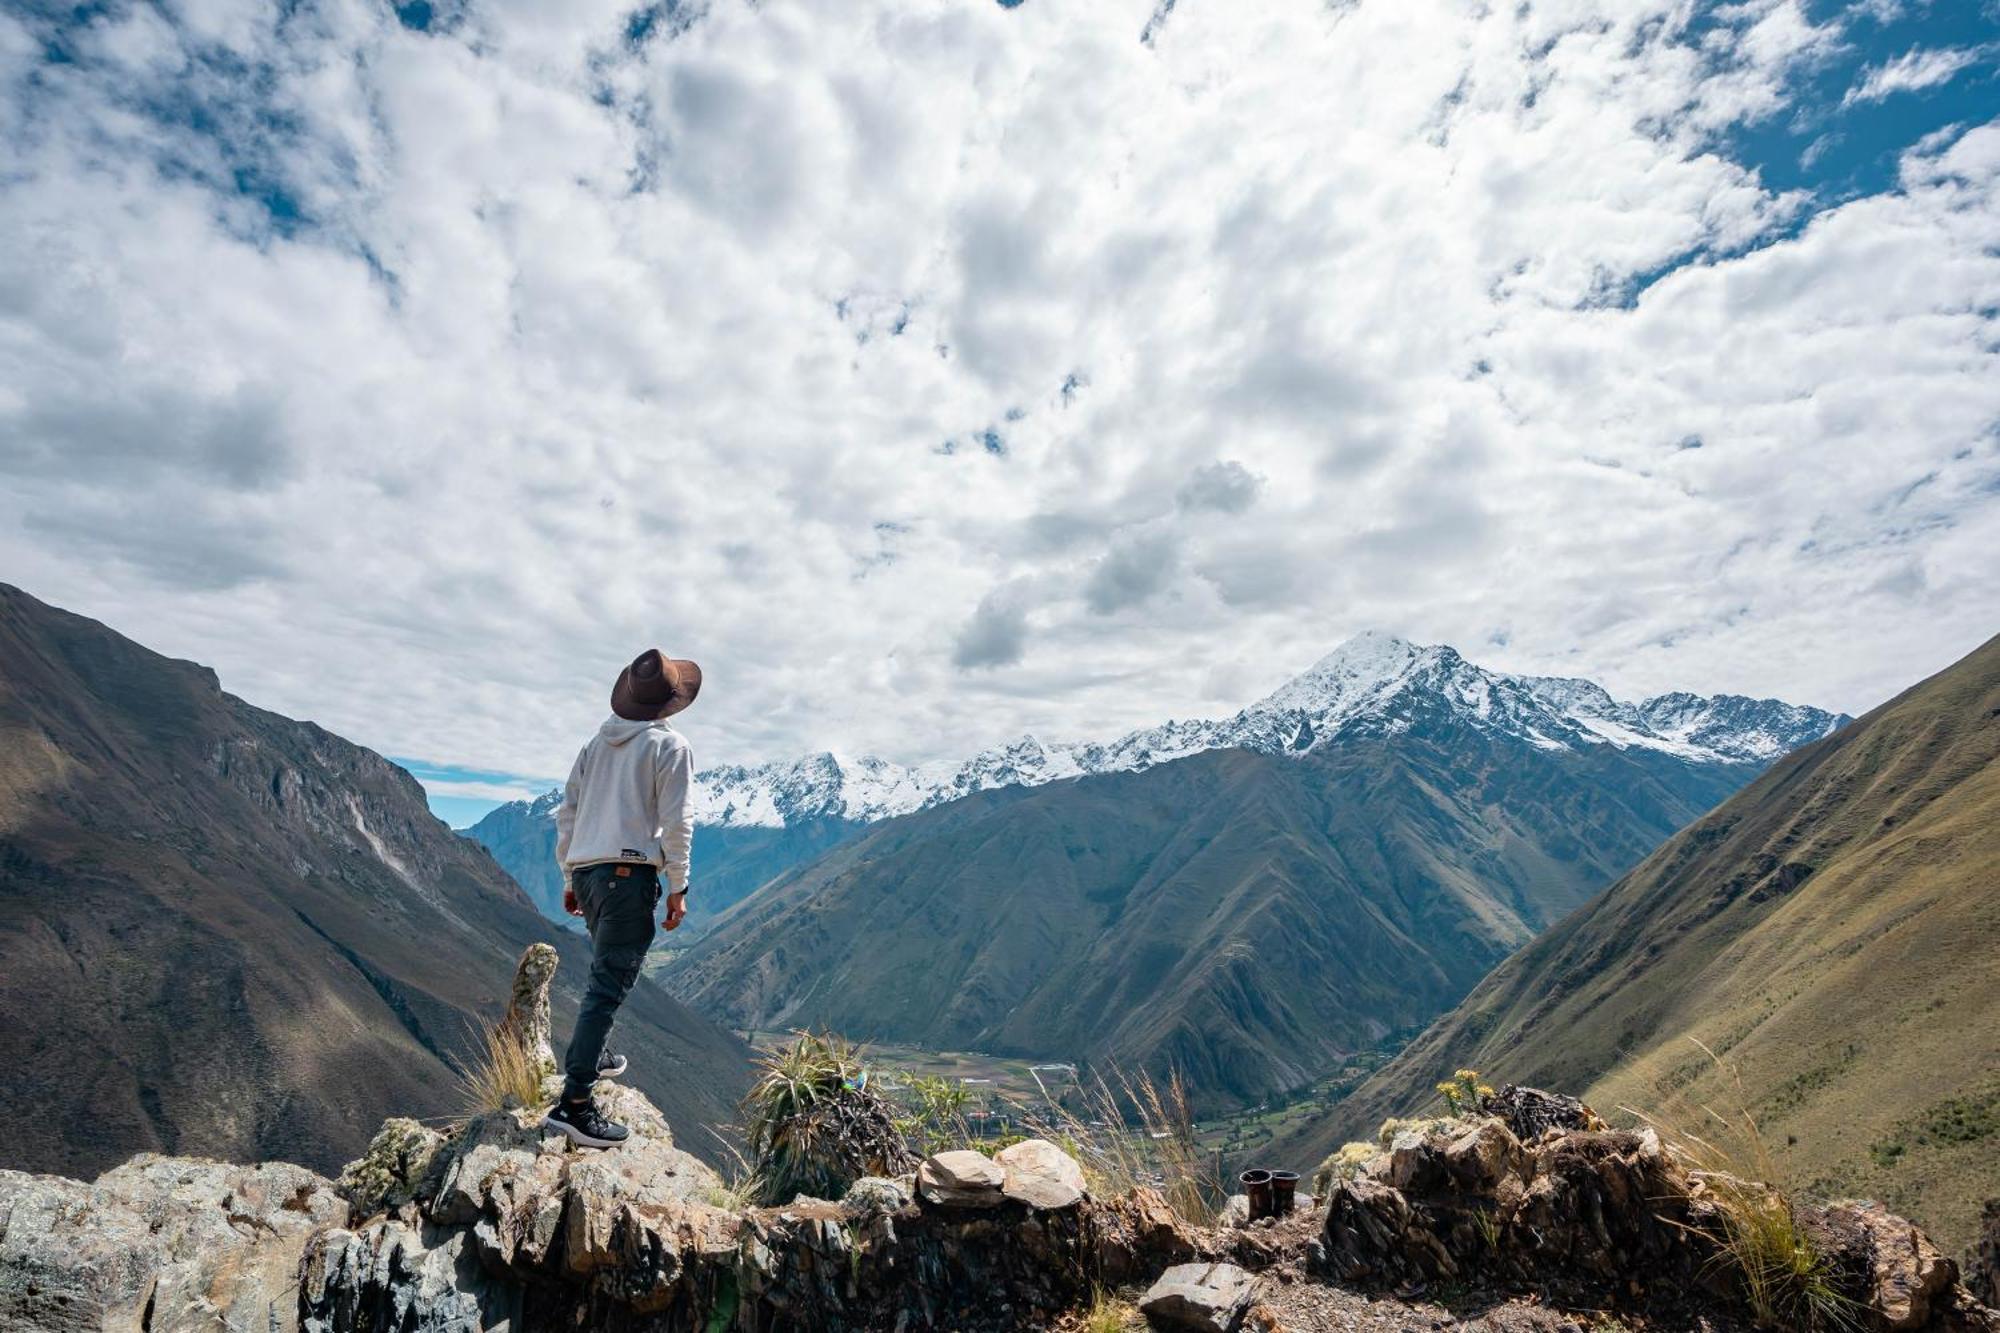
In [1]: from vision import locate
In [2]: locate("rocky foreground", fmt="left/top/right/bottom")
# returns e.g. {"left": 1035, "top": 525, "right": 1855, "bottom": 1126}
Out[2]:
{"left": 3, "top": 1082, "right": 1994, "bottom": 1333}
{"left": 0, "top": 952, "right": 1993, "bottom": 1332}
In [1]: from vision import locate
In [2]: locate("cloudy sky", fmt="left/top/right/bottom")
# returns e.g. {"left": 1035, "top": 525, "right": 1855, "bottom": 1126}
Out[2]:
{"left": 2, "top": 0, "right": 1996, "bottom": 824}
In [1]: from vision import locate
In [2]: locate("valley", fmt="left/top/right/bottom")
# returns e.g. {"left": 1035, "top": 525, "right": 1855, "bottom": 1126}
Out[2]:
{"left": 659, "top": 636, "right": 1842, "bottom": 1118}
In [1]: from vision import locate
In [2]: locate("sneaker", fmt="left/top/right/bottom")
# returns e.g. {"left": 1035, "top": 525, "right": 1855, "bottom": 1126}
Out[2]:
{"left": 542, "top": 1098, "right": 629, "bottom": 1149}
{"left": 596, "top": 1050, "right": 629, "bottom": 1079}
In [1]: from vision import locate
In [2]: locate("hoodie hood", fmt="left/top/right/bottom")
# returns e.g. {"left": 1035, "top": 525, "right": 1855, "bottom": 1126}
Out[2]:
{"left": 598, "top": 715, "right": 666, "bottom": 747}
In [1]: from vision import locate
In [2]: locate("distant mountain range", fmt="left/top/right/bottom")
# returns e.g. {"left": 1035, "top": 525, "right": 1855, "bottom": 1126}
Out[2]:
{"left": 468, "top": 632, "right": 1847, "bottom": 932}
{"left": 1265, "top": 630, "right": 1999, "bottom": 1254}
{"left": 697, "top": 630, "right": 1845, "bottom": 824}
{"left": 0, "top": 584, "right": 748, "bottom": 1180}
{"left": 658, "top": 637, "right": 1847, "bottom": 1116}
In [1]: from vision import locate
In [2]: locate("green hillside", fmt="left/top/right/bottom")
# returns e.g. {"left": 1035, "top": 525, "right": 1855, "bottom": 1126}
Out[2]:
{"left": 1270, "top": 632, "right": 2000, "bottom": 1251}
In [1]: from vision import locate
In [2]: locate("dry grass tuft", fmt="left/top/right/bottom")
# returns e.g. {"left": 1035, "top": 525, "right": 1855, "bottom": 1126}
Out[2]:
{"left": 698, "top": 1126, "right": 764, "bottom": 1211}
{"left": 1022, "top": 1066, "right": 1223, "bottom": 1226}
{"left": 1625, "top": 1039, "right": 1859, "bottom": 1332}
{"left": 453, "top": 1020, "right": 545, "bottom": 1120}
{"left": 1066, "top": 1286, "right": 1139, "bottom": 1333}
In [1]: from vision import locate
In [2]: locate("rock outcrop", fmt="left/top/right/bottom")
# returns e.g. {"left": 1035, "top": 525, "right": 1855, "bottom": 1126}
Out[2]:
{"left": 303, "top": 1120, "right": 1113, "bottom": 1331}
{"left": 1317, "top": 1100, "right": 1999, "bottom": 1333}
{"left": 297, "top": 949, "right": 1116, "bottom": 1329}
{"left": 1972, "top": 1201, "right": 1999, "bottom": 1310}
{"left": 499, "top": 940, "right": 561, "bottom": 1079}
{"left": 0, "top": 1154, "right": 346, "bottom": 1333}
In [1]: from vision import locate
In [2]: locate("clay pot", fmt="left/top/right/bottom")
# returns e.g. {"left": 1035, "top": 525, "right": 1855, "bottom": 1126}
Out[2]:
{"left": 1269, "top": 1170, "right": 1299, "bottom": 1217}
{"left": 1240, "top": 1169, "right": 1273, "bottom": 1221}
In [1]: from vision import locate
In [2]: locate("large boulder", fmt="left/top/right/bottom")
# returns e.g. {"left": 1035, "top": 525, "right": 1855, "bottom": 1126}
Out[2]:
{"left": 995, "top": 1139, "right": 1087, "bottom": 1211}
{"left": 0, "top": 1154, "right": 345, "bottom": 1333}
{"left": 1139, "top": 1261, "right": 1260, "bottom": 1332}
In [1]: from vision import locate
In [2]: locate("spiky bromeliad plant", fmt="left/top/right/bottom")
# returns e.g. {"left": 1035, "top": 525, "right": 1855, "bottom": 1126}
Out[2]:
{"left": 742, "top": 1030, "right": 917, "bottom": 1205}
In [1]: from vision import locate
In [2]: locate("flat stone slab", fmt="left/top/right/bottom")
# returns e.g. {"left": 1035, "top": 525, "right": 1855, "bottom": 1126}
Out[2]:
{"left": 1140, "top": 1261, "right": 1260, "bottom": 1332}
{"left": 918, "top": 1150, "right": 1005, "bottom": 1206}
{"left": 994, "top": 1138, "right": 1086, "bottom": 1211}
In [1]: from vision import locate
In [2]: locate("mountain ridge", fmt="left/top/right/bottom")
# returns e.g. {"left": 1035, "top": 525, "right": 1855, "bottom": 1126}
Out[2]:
{"left": 468, "top": 634, "right": 1847, "bottom": 932}
{"left": 0, "top": 583, "right": 749, "bottom": 1179}
{"left": 687, "top": 632, "right": 1848, "bottom": 827}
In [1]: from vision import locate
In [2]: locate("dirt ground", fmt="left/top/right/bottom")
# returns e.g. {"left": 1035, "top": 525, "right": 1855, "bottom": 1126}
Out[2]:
{"left": 1058, "top": 1270, "right": 1755, "bottom": 1333}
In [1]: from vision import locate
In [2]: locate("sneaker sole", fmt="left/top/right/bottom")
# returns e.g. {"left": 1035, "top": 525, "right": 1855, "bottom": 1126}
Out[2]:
{"left": 597, "top": 1058, "right": 628, "bottom": 1079}
{"left": 541, "top": 1115, "right": 626, "bottom": 1150}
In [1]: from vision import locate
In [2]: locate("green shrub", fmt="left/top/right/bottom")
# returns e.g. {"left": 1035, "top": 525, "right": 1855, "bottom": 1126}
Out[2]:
{"left": 899, "top": 1074, "right": 974, "bottom": 1155}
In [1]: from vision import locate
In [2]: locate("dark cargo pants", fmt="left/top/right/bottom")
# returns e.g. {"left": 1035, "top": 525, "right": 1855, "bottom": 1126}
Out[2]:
{"left": 561, "top": 862, "right": 659, "bottom": 1103}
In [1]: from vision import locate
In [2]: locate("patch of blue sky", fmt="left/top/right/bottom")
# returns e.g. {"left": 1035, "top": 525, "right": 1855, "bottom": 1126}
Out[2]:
{"left": 623, "top": 0, "right": 706, "bottom": 48}
{"left": 21, "top": 2, "right": 327, "bottom": 239}
{"left": 393, "top": 758, "right": 558, "bottom": 829}
{"left": 1701, "top": 0, "right": 2000, "bottom": 203}
{"left": 1598, "top": 0, "right": 1998, "bottom": 307}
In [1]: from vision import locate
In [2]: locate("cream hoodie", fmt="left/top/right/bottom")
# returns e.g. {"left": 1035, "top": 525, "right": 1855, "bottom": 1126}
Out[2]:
{"left": 553, "top": 716, "right": 694, "bottom": 893}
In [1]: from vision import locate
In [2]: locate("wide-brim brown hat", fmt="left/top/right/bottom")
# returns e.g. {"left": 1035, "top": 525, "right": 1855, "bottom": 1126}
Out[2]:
{"left": 611, "top": 648, "right": 702, "bottom": 721}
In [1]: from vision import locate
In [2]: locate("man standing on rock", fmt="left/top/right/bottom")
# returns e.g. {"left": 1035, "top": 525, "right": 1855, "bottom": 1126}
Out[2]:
{"left": 542, "top": 648, "right": 700, "bottom": 1149}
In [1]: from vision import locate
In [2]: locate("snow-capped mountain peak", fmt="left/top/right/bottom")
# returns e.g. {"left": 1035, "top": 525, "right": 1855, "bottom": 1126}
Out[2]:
{"left": 1256, "top": 631, "right": 1431, "bottom": 717}
{"left": 504, "top": 634, "right": 1848, "bottom": 831}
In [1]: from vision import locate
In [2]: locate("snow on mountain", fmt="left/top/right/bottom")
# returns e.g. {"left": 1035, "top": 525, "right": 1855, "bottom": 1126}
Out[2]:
{"left": 513, "top": 634, "right": 1849, "bottom": 830}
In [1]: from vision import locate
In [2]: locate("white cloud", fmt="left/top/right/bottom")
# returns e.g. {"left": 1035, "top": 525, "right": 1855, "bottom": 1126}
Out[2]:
{"left": 1843, "top": 44, "right": 1986, "bottom": 106}
{"left": 416, "top": 776, "right": 559, "bottom": 804}
{"left": 0, "top": 0, "right": 1994, "bottom": 782}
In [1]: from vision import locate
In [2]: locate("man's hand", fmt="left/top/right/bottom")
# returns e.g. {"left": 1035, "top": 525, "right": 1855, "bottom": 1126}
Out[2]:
{"left": 563, "top": 885, "right": 582, "bottom": 917}
{"left": 662, "top": 890, "right": 688, "bottom": 932}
